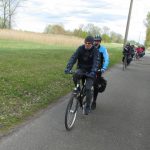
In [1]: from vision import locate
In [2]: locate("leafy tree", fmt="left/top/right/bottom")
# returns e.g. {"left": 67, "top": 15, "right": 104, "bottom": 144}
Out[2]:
{"left": 110, "top": 31, "right": 123, "bottom": 43}
{"left": 144, "top": 12, "right": 150, "bottom": 28}
{"left": 102, "top": 34, "right": 111, "bottom": 43}
{"left": 144, "top": 12, "right": 150, "bottom": 47}
{"left": 73, "top": 29, "right": 87, "bottom": 38}
{"left": 145, "top": 29, "right": 150, "bottom": 47}
{"left": 128, "top": 40, "right": 140, "bottom": 46}
{"left": 73, "top": 25, "right": 88, "bottom": 38}
{"left": 43, "top": 23, "right": 124, "bottom": 44}
{"left": 44, "top": 24, "right": 65, "bottom": 34}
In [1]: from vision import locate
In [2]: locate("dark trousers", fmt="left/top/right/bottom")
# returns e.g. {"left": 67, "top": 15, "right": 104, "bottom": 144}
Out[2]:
{"left": 73, "top": 69, "right": 94, "bottom": 107}
{"left": 93, "top": 71, "right": 102, "bottom": 103}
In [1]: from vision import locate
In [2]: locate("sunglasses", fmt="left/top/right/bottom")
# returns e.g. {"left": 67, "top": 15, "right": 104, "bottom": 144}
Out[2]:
{"left": 85, "top": 42, "right": 92, "bottom": 45}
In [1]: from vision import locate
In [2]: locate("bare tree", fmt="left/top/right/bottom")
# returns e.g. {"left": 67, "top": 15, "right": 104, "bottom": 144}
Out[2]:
{"left": 0, "top": 0, "right": 8, "bottom": 28}
{"left": 0, "top": 0, "right": 24, "bottom": 29}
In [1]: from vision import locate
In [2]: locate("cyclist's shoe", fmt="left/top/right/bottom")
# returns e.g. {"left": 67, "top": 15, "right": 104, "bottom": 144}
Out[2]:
{"left": 91, "top": 101, "right": 96, "bottom": 110}
{"left": 83, "top": 105, "right": 91, "bottom": 115}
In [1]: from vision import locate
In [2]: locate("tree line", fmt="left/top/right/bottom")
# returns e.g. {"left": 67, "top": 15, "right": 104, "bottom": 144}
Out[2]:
{"left": 0, "top": 1, "right": 149, "bottom": 46}
{"left": 44, "top": 23, "right": 124, "bottom": 43}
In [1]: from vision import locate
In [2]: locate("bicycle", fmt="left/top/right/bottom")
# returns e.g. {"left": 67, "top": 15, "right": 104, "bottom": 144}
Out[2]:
{"left": 122, "top": 54, "right": 127, "bottom": 71}
{"left": 64, "top": 71, "right": 94, "bottom": 131}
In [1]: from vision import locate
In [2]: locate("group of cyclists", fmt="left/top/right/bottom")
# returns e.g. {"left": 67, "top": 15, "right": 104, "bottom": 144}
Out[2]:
{"left": 135, "top": 45, "right": 145, "bottom": 59}
{"left": 64, "top": 35, "right": 146, "bottom": 116}
{"left": 122, "top": 43, "right": 145, "bottom": 66}
{"left": 64, "top": 35, "right": 109, "bottom": 115}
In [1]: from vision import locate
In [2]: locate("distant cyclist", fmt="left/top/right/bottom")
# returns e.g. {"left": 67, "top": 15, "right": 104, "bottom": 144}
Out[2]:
{"left": 64, "top": 36, "right": 99, "bottom": 115}
{"left": 136, "top": 45, "right": 145, "bottom": 58}
{"left": 91, "top": 35, "right": 109, "bottom": 110}
{"left": 122, "top": 43, "right": 132, "bottom": 65}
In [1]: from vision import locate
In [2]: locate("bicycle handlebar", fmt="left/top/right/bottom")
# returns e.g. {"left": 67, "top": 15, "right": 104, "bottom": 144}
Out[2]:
{"left": 66, "top": 70, "right": 97, "bottom": 79}
{"left": 65, "top": 70, "right": 75, "bottom": 74}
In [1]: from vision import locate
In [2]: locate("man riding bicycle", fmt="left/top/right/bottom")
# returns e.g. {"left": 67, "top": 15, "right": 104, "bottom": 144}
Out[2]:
{"left": 64, "top": 36, "right": 99, "bottom": 115}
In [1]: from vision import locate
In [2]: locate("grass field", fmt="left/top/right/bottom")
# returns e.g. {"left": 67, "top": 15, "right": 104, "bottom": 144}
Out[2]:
{"left": 0, "top": 30, "right": 122, "bottom": 134}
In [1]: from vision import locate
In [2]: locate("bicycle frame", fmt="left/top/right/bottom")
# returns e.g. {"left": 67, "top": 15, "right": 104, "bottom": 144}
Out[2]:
{"left": 65, "top": 71, "right": 94, "bottom": 130}
{"left": 74, "top": 79, "right": 86, "bottom": 108}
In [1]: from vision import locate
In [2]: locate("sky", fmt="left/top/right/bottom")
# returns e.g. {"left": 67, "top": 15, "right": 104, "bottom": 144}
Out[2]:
{"left": 14, "top": 0, "right": 150, "bottom": 44}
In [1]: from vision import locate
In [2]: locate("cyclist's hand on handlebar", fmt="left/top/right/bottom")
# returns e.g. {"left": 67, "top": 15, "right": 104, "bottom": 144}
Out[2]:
{"left": 87, "top": 71, "right": 96, "bottom": 78}
{"left": 101, "top": 68, "right": 106, "bottom": 73}
{"left": 97, "top": 68, "right": 106, "bottom": 74}
{"left": 64, "top": 68, "right": 72, "bottom": 74}
{"left": 97, "top": 69, "right": 101, "bottom": 72}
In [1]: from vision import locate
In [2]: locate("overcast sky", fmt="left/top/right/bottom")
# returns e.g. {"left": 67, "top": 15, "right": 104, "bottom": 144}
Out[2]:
{"left": 14, "top": 0, "right": 150, "bottom": 43}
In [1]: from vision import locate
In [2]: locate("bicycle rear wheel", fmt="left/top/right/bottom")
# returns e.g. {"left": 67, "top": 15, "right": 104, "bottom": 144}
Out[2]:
{"left": 123, "top": 56, "right": 127, "bottom": 71}
{"left": 65, "top": 94, "right": 79, "bottom": 130}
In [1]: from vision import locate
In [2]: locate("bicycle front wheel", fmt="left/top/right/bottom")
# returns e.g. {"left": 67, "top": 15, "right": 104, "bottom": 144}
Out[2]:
{"left": 65, "top": 94, "right": 79, "bottom": 130}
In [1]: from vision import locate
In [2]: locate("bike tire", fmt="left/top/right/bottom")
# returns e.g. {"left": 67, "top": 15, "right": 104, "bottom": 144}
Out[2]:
{"left": 123, "top": 56, "right": 127, "bottom": 71}
{"left": 65, "top": 94, "right": 79, "bottom": 130}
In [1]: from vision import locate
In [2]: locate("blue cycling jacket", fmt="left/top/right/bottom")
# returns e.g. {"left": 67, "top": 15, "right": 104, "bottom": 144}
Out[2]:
{"left": 98, "top": 45, "right": 109, "bottom": 70}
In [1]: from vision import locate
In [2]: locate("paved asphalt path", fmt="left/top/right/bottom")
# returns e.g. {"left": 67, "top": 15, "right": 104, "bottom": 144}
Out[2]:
{"left": 0, "top": 54, "right": 150, "bottom": 150}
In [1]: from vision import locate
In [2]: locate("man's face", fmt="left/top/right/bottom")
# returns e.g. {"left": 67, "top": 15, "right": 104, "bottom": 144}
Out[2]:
{"left": 94, "top": 40, "right": 101, "bottom": 46}
{"left": 84, "top": 42, "right": 93, "bottom": 50}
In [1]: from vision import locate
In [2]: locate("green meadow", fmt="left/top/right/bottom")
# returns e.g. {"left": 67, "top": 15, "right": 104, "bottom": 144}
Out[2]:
{"left": 0, "top": 37, "right": 122, "bottom": 133}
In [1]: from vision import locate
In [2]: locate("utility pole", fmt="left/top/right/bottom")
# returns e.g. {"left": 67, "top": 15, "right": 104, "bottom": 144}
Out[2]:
{"left": 123, "top": 0, "right": 134, "bottom": 47}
